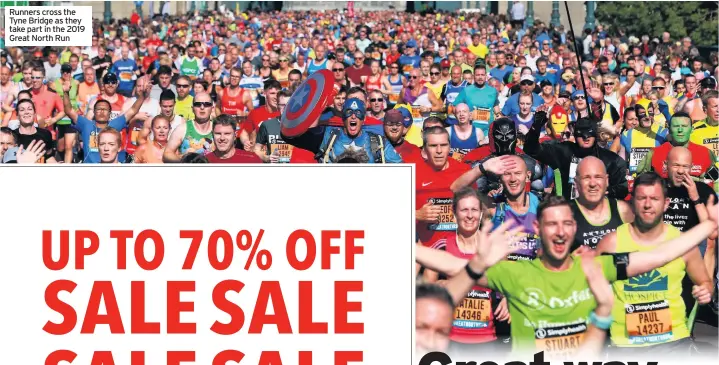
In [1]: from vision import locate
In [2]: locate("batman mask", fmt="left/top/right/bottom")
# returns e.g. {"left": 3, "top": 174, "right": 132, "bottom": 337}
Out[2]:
{"left": 573, "top": 118, "right": 597, "bottom": 141}
{"left": 492, "top": 118, "right": 517, "bottom": 156}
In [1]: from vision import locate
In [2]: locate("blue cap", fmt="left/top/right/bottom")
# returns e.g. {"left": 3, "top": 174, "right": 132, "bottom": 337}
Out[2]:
{"left": 397, "top": 107, "right": 412, "bottom": 127}
{"left": 570, "top": 90, "right": 585, "bottom": 99}
{"left": 406, "top": 40, "right": 417, "bottom": 48}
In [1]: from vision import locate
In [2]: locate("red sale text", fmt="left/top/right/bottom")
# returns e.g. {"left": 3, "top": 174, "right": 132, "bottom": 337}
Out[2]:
{"left": 41, "top": 229, "right": 366, "bottom": 365}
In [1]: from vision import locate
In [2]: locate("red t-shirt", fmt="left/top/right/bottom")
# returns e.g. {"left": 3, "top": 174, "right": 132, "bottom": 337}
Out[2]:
{"left": 289, "top": 147, "right": 317, "bottom": 163}
{"left": 394, "top": 141, "right": 422, "bottom": 164}
{"left": 242, "top": 107, "right": 281, "bottom": 133}
{"left": 444, "top": 234, "right": 497, "bottom": 344}
{"left": 652, "top": 142, "right": 712, "bottom": 178}
{"left": 206, "top": 150, "right": 262, "bottom": 163}
{"left": 416, "top": 159, "right": 472, "bottom": 248}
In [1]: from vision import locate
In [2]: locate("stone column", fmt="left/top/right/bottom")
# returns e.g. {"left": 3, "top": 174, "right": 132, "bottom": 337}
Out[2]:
{"left": 550, "top": 0, "right": 561, "bottom": 28}
{"left": 104, "top": 1, "right": 112, "bottom": 23}
{"left": 526, "top": 1, "right": 534, "bottom": 28}
{"left": 585, "top": 1, "right": 596, "bottom": 30}
{"left": 507, "top": 1, "right": 513, "bottom": 18}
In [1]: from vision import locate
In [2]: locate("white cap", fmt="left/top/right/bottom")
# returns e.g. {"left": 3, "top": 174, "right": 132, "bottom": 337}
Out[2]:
{"left": 520, "top": 74, "right": 535, "bottom": 83}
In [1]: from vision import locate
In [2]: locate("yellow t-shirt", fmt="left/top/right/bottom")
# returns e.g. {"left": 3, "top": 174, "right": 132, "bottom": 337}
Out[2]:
{"left": 467, "top": 43, "right": 488, "bottom": 59}
{"left": 691, "top": 120, "right": 719, "bottom": 164}
{"left": 175, "top": 95, "right": 195, "bottom": 121}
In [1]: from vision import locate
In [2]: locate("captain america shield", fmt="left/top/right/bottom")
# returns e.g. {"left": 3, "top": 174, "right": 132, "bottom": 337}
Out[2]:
{"left": 281, "top": 69, "right": 335, "bottom": 137}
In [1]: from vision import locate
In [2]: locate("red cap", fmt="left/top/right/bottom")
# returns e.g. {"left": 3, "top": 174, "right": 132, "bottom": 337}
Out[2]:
{"left": 440, "top": 59, "right": 450, "bottom": 68}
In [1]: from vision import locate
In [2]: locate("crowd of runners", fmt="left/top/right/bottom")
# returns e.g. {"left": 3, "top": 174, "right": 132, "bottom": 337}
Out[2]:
{"left": 0, "top": 4, "right": 717, "bottom": 361}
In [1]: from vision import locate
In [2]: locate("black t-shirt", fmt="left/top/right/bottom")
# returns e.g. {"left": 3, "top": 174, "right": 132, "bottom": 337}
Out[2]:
{"left": 16, "top": 128, "right": 55, "bottom": 163}
{"left": 92, "top": 55, "right": 113, "bottom": 81}
{"left": 664, "top": 182, "right": 717, "bottom": 232}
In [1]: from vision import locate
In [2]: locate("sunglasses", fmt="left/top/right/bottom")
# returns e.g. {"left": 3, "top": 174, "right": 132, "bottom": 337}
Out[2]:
{"left": 652, "top": 86, "right": 665, "bottom": 90}
{"left": 176, "top": 84, "right": 190, "bottom": 88}
{"left": 520, "top": 81, "right": 534, "bottom": 86}
{"left": 603, "top": 82, "right": 614, "bottom": 86}
{"left": 572, "top": 96, "right": 586, "bottom": 100}
{"left": 409, "top": 76, "right": 420, "bottom": 79}
{"left": 333, "top": 68, "right": 345, "bottom": 72}
{"left": 369, "top": 98, "right": 383, "bottom": 103}
{"left": 430, "top": 72, "right": 441, "bottom": 76}
{"left": 193, "top": 101, "right": 213, "bottom": 108}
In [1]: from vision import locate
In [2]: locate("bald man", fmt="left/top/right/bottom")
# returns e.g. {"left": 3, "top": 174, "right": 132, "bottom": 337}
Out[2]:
{"left": 570, "top": 156, "right": 634, "bottom": 252}
{"left": 665, "top": 147, "right": 716, "bottom": 237}
{"left": 447, "top": 103, "right": 486, "bottom": 162}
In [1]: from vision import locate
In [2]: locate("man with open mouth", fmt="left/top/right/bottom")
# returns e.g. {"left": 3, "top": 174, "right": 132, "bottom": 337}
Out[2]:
{"left": 282, "top": 98, "right": 401, "bottom": 164}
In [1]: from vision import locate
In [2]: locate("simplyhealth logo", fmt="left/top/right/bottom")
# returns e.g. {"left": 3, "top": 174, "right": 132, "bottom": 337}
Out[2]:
{"left": 418, "top": 351, "right": 660, "bottom": 365}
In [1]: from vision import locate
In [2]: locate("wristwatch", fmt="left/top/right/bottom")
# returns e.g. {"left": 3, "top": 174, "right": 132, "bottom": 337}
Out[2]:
{"left": 690, "top": 198, "right": 703, "bottom": 205}
{"left": 464, "top": 264, "right": 484, "bottom": 281}
{"left": 477, "top": 161, "right": 487, "bottom": 176}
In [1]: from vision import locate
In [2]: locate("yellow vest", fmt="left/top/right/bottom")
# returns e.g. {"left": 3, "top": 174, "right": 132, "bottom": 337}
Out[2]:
{"left": 610, "top": 224, "right": 689, "bottom": 347}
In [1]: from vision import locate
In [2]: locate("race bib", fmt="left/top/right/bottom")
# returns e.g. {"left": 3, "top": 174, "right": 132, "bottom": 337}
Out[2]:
{"left": 703, "top": 137, "right": 718, "bottom": 156}
{"left": 629, "top": 147, "right": 651, "bottom": 172}
{"left": 535, "top": 323, "right": 586, "bottom": 359}
{"left": 119, "top": 71, "right": 133, "bottom": 82}
{"left": 130, "top": 127, "right": 141, "bottom": 146}
{"left": 280, "top": 79, "right": 290, "bottom": 89}
{"left": 388, "top": 93, "right": 400, "bottom": 104}
{"left": 427, "top": 197, "right": 456, "bottom": 231}
{"left": 450, "top": 148, "right": 469, "bottom": 162}
{"left": 471, "top": 108, "right": 490, "bottom": 122}
{"left": 270, "top": 143, "right": 293, "bottom": 163}
{"left": 89, "top": 131, "right": 99, "bottom": 153}
{"left": 625, "top": 300, "right": 672, "bottom": 345}
{"left": 453, "top": 289, "right": 491, "bottom": 329}
{"left": 402, "top": 64, "right": 414, "bottom": 74}
{"left": 410, "top": 105, "right": 423, "bottom": 119}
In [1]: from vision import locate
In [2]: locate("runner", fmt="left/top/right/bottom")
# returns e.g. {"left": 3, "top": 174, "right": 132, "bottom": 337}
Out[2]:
{"left": 597, "top": 172, "right": 715, "bottom": 354}
{"left": 415, "top": 283, "right": 454, "bottom": 357}
{"left": 206, "top": 114, "right": 262, "bottom": 163}
{"left": 240, "top": 80, "right": 281, "bottom": 150}
{"left": 690, "top": 90, "right": 719, "bottom": 165}
{"left": 620, "top": 104, "right": 668, "bottom": 192}
{"left": 134, "top": 115, "right": 170, "bottom": 164}
{"left": 216, "top": 67, "right": 253, "bottom": 123}
{"left": 254, "top": 89, "right": 292, "bottom": 163}
{"left": 453, "top": 63, "right": 499, "bottom": 138}
{"left": 14, "top": 99, "right": 56, "bottom": 163}
{"left": 163, "top": 92, "right": 215, "bottom": 162}
{"left": 570, "top": 156, "right": 634, "bottom": 252}
{"left": 524, "top": 111, "right": 629, "bottom": 200}
{"left": 61, "top": 78, "right": 147, "bottom": 163}
{"left": 282, "top": 98, "right": 401, "bottom": 164}
{"left": 382, "top": 109, "right": 421, "bottom": 164}
{"left": 97, "top": 127, "right": 123, "bottom": 164}
{"left": 447, "top": 103, "right": 485, "bottom": 162}
{"left": 442, "top": 193, "right": 717, "bottom": 357}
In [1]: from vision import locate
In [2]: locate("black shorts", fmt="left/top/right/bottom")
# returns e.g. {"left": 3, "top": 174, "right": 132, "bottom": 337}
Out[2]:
{"left": 55, "top": 124, "right": 77, "bottom": 140}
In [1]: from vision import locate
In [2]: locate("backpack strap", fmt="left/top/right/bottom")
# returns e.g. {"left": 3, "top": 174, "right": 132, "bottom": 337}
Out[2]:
{"left": 316, "top": 128, "right": 341, "bottom": 163}
{"left": 368, "top": 132, "right": 385, "bottom": 164}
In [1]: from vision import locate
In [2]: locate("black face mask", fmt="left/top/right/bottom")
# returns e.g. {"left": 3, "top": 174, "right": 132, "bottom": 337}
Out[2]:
{"left": 573, "top": 119, "right": 597, "bottom": 142}
{"left": 492, "top": 118, "right": 517, "bottom": 155}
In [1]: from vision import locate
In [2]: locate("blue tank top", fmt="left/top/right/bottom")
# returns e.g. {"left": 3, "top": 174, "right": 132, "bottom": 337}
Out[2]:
{"left": 388, "top": 74, "right": 404, "bottom": 93}
{"left": 444, "top": 80, "right": 467, "bottom": 106}
{"left": 307, "top": 58, "right": 328, "bottom": 75}
{"left": 449, "top": 125, "right": 479, "bottom": 159}
{"left": 491, "top": 192, "right": 540, "bottom": 261}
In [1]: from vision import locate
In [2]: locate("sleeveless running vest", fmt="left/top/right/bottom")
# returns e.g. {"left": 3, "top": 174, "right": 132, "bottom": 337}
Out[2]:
{"left": 307, "top": 58, "right": 328, "bottom": 75}
{"left": 365, "top": 75, "right": 382, "bottom": 92}
{"left": 449, "top": 125, "right": 479, "bottom": 161}
{"left": 179, "top": 120, "right": 214, "bottom": 155}
{"left": 220, "top": 88, "right": 248, "bottom": 115}
{"left": 569, "top": 198, "right": 624, "bottom": 251}
{"left": 444, "top": 80, "right": 467, "bottom": 106}
{"left": 387, "top": 74, "right": 404, "bottom": 105}
{"left": 444, "top": 234, "right": 497, "bottom": 344}
{"left": 180, "top": 57, "right": 201, "bottom": 77}
{"left": 610, "top": 223, "right": 689, "bottom": 347}
{"left": 425, "top": 81, "right": 445, "bottom": 100}
{"left": 491, "top": 193, "right": 540, "bottom": 261}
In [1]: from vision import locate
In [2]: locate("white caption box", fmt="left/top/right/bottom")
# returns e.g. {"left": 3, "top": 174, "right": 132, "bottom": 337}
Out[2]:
{"left": 4, "top": 6, "right": 92, "bottom": 47}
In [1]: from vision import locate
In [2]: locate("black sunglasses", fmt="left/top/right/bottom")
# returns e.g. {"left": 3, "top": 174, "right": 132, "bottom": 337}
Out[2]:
{"left": 176, "top": 84, "right": 190, "bottom": 88}
{"left": 430, "top": 72, "right": 441, "bottom": 76}
{"left": 333, "top": 68, "right": 345, "bottom": 72}
{"left": 193, "top": 101, "right": 213, "bottom": 108}
{"left": 369, "top": 98, "right": 383, "bottom": 102}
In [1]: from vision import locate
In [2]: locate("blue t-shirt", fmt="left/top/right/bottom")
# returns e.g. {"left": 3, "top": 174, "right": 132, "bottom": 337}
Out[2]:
{"left": 502, "top": 92, "right": 543, "bottom": 117}
{"left": 111, "top": 59, "right": 138, "bottom": 93}
{"left": 489, "top": 66, "right": 514, "bottom": 81}
{"left": 534, "top": 72, "right": 557, "bottom": 85}
{"left": 75, "top": 115, "right": 128, "bottom": 163}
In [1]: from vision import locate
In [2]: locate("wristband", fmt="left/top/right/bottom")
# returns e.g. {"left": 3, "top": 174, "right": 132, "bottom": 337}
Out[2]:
{"left": 691, "top": 198, "right": 703, "bottom": 205}
{"left": 464, "top": 264, "right": 484, "bottom": 281}
{"left": 589, "top": 311, "right": 613, "bottom": 330}
{"left": 477, "top": 162, "right": 487, "bottom": 176}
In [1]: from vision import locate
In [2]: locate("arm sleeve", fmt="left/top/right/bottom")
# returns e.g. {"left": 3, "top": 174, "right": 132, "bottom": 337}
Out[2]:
{"left": 523, "top": 114, "right": 568, "bottom": 169}
{"left": 255, "top": 123, "right": 268, "bottom": 148}
{"left": 281, "top": 126, "right": 326, "bottom": 155}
